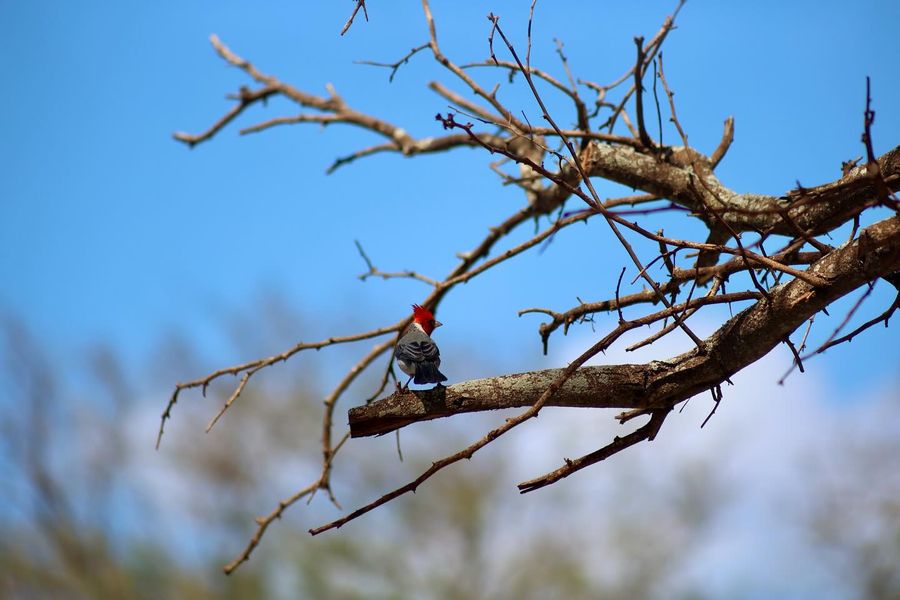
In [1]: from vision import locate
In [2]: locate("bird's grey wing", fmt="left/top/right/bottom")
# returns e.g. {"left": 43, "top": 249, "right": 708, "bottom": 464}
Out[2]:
{"left": 395, "top": 339, "right": 440, "bottom": 363}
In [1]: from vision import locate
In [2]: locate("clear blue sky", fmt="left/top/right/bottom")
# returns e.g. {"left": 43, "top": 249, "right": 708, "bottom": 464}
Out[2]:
{"left": 1, "top": 0, "right": 898, "bottom": 392}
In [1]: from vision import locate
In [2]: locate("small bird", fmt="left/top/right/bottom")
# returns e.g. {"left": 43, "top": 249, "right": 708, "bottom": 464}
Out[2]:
{"left": 395, "top": 304, "right": 448, "bottom": 390}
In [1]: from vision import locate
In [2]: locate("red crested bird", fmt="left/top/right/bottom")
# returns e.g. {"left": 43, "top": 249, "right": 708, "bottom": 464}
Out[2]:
{"left": 395, "top": 304, "right": 448, "bottom": 390}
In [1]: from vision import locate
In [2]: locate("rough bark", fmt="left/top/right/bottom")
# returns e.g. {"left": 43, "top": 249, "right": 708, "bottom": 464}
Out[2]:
{"left": 581, "top": 143, "right": 900, "bottom": 236}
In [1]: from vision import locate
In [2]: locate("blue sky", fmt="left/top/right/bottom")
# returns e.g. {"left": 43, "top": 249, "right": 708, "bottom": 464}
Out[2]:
{"left": 1, "top": 1, "right": 898, "bottom": 389}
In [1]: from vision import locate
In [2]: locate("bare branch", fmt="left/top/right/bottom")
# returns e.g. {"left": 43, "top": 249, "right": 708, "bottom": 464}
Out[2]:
{"left": 581, "top": 142, "right": 900, "bottom": 237}
{"left": 178, "top": 35, "right": 419, "bottom": 151}
{"left": 327, "top": 142, "right": 396, "bottom": 174}
{"left": 355, "top": 240, "right": 439, "bottom": 286}
{"left": 518, "top": 408, "right": 669, "bottom": 493}
{"left": 349, "top": 215, "right": 900, "bottom": 436}
{"left": 222, "top": 433, "right": 349, "bottom": 574}
{"left": 173, "top": 86, "right": 278, "bottom": 147}
{"left": 525, "top": 249, "right": 822, "bottom": 353}
{"left": 357, "top": 43, "right": 429, "bottom": 82}
{"left": 155, "top": 322, "right": 401, "bottom": 449}
{"left": 319, "top": 212, "right": 900, "bottom": 535}
{"left": 353, "top": 292, "right": 762, "bottom": 437}
{"left": 815, "top": 291, "right": 899, "bottom": 354}
{"left": 710, "top": 116, "right": 735, "bottom": 168}
{"left": 422, "top": 1, "right": 528, "bottom": 133}
{"left": 205, "top": 370, "right": 252, "bottom": 433}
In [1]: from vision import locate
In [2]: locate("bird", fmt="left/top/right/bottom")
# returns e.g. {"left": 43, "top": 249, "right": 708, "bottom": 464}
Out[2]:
{"left": 395, "top": 304, "right": 448, "bottom": 390}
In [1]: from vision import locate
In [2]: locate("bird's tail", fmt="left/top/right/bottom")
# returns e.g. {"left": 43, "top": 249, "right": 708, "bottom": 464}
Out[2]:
{"left": 414, "top": 363, "right": 448, "bottom": 385}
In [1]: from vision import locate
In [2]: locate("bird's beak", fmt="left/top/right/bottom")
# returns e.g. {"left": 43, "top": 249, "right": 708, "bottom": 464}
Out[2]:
{"left": 434, "top": 320, "right": 443, "bottom": 328}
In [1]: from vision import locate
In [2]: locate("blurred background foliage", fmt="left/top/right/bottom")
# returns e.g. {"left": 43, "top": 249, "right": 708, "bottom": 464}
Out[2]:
{"left": 1, "top": 305, "right": 898, "bottom": 599}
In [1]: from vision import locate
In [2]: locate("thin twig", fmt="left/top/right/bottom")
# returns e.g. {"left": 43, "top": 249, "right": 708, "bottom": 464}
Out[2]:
{"left": 356, "top": 43, "right": 429, "bottom": 82}
{"left": 222, "top": 433, "right": 349, "bottom": 574}
{"left": 355, "top": 240, "right": 439, "bottom": 286}
{"left": 815, "top": 292, "right": 899, "bottom": 354}
{"left": 156, "top": 323, "right": 401, "bottom": 449}
{"left": 518, "top": 408, "right": 670, "bottom": 492}
{"left": 813, "top": 282, "right": 878, "bottom": 354}
{"left": 340, "top": 0, "right": 368, "bottom": 36}
{"left": 173, "top": 86, "right": 278, "bottom": 147}
{"left": 205, "top": 370, "right": 253, "bottom": 433}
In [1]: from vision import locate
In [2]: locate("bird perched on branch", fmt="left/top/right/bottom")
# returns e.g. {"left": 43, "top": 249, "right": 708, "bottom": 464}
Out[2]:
{"left": 395, "top": 304, "right": 447, "bottom": 390}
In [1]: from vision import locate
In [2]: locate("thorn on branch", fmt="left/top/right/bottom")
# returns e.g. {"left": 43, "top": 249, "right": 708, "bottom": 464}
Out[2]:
{"left": 658, "top": 232, "right": 676, "bottom": 277}
{"left": 782, "top": 336, "right": 805, "bottom": 375}
{"left": 615, "top": 267, "right": 627, "bottom": 324}
{"left": 700, "top": 384, "right": 722, "bottom": 428}
{"left": 862, "top": 76, "right": 876, "bottom": 165}
{"left": 632, "top": 36, "right": 655, "bottom": 150}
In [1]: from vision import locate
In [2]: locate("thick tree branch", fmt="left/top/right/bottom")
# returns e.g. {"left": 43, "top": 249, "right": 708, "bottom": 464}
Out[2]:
{"left": 349, "top": 365, "right": 652, "bottom": 437}
{"left": 350, "top": 215, "right": 900, "bottom": 436}
{"left": 582, "top": 143, "right": 900, "bottom": 236}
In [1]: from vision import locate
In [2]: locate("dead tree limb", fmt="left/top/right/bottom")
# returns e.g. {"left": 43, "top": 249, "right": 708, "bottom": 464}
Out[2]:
{"left": 350, "top": 214, "right": 900, "bottom": 437}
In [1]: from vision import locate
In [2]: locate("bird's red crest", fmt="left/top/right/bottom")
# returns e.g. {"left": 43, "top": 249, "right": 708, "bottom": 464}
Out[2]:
{"left": 411, "top": 304, "right": 434, "bottom": 323}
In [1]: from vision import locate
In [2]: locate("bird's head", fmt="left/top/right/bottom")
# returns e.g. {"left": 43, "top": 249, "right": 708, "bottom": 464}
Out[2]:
{"left": 412, "top": 304, "right": 442, "bottom": 336}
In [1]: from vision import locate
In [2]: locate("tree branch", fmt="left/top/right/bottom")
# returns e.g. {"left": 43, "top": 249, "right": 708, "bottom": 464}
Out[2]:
{"left": 350, "top": 214, "right": 900, "bottom": 436}
{"left": 581, "top": 143, "right": 900, "bottom": 236}
{"left": 349, "top": 365, "right": 653, "bottom": 437}
{"left": 518, "top": 408, "right": 670, "bottom": 493}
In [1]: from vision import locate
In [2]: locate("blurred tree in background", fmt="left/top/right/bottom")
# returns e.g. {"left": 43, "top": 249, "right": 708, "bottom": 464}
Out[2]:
{"left": 2, "top": 313, "right": 899, "bottom": 598}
